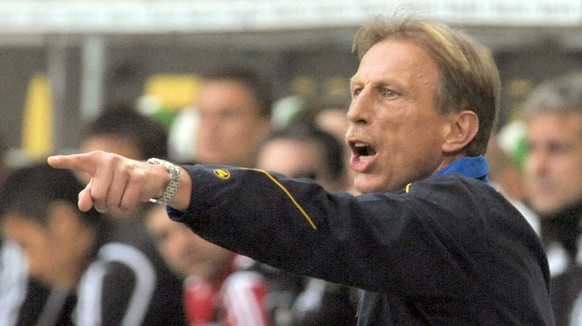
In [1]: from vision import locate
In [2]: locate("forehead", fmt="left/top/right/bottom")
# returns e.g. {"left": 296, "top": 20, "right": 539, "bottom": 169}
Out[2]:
{"left": 351, "top": 40, "right": 439, "bottom": 87}
{"left": 527, "top": 111, "right": 582, "bottom": 139}
{"left": 197, "top": 79, "right": 257, "bottom": 110}
{"left": 80, "top": 136, "right": 142, "bottom": 160}
{"left": 1, "top": 214, "right": 47, "bottom": 247}
{"left": 257, "top": 139, "right": 321, "bottom": 172}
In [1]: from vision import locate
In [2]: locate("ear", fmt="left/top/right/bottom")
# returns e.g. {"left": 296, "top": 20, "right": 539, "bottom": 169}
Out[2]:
{"left": 442, "top": 110, "right": 479, "bottom": 154}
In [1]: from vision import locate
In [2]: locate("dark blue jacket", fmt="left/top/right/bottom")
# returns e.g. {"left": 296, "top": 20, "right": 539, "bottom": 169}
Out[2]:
{"left": 169, "top": 157, "right": 554, "bottom": 325}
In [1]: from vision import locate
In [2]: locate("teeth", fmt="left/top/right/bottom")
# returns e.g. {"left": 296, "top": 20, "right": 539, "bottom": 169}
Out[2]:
{"left": 353, "top": 142, "right": 371, "bottom": 158}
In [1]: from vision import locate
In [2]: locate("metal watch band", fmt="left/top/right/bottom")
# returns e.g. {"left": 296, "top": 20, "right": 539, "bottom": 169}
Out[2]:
{"left": 147, "top": 158, "right": 181, "bottom": 204}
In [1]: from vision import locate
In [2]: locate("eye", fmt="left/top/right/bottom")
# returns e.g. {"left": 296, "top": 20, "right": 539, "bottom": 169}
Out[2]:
{"left": 548, "top": 142, "right": 572, "bottom": 154}
{"left": 351, "top": 87, "right": 362, "bottom": 98}
{"left": 381, "top": 88, "right": 398, "bottom": 97}
{"left": 219, "top": 107, "right": 241, "bottom": 120}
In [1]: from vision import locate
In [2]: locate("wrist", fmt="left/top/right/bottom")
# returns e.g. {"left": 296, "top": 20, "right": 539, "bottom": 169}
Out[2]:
{"left": 171, "top": 166, "right": 192, "bottom": 211}
{"left": 147, "top": 158, "right": 181, "bottom": 204}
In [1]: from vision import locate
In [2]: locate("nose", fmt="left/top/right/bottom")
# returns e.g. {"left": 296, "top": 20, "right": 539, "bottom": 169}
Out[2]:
{"left": 525, "top": 147, "right": 549, "bottom": 178}
{"left": 347, "top": 91, "right": 371, "bottom": 124}
{"left": 197, "top": 113, "right": 221, "bottom": 138}
{"left": 199, "top": 112, "right": 219, "bottom": 129}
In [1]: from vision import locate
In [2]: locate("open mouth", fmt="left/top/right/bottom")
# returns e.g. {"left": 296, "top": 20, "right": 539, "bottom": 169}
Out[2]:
{"left": 351, "top": 142, "right": 377, "bottom": 162}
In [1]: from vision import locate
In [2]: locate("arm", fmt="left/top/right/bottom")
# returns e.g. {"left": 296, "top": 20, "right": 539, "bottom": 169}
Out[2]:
{"left": 171, "top": 165, "right": 548, "bottom": 298}
{"left": 48, "top": 152, "right": 547, "bottom": 300}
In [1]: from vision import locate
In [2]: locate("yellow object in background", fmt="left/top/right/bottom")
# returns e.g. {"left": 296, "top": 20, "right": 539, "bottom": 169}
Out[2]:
{"left": 144, "top": 74, "right": 199, "bottom": 111}
{"left": 22, "top": 74, "right": 53, "bottom": 159}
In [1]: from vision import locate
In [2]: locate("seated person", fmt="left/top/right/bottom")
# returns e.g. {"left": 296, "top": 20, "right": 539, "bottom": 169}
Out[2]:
{"left": 0, "top": 163, "right": 186, "bottom": 325}
{"left": 0, "top": 238, "right": 75, "bottom": 326}
{"left": 145, "top": 204, "right": 270, "bottom": 325}
{"left": 255, "top": 122, "right": 361, "bottom": 325}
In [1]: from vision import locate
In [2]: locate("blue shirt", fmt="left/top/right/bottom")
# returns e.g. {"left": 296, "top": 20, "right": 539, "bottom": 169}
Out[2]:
{"left": 433, "top": 155, "right": 490, "bottom": 183}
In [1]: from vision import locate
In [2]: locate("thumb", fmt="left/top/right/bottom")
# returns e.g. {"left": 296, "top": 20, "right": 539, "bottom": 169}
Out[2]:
{"left": 78, "top": 181, "right": 96, "bottom": 212}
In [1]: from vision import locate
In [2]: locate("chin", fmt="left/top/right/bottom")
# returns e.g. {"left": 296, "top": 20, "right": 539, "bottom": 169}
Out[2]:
{"left": 353, "top": 178, "right": 383, "bottom": 194}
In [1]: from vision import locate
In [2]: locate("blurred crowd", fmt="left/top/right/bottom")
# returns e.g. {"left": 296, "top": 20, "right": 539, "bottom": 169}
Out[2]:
{"left": 0, "top": 56, "right": 582, "bottom": 325}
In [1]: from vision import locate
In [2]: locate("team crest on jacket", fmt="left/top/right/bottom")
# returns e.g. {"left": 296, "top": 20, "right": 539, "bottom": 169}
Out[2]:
{"left": 213, "top": 169, "right": 231, "bottom": 179}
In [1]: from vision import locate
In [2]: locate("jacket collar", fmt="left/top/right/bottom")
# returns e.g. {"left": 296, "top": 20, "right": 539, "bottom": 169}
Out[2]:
{"left": 433, "top": 155, "right": 490, "bottom": 182}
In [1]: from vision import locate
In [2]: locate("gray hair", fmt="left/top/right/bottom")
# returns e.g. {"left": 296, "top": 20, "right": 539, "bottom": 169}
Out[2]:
{"left": 523, "top": 72, "right": 582, "bottom": 118}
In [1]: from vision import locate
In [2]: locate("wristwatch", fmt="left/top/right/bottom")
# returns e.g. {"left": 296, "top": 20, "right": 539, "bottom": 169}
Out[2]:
{"left": 147, "top": 158, "right": 181, "bottom": 204}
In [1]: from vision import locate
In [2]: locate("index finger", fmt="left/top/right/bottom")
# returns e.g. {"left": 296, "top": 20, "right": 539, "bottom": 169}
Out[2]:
{"left": 47, "top": 152, "right": 99, "bottom": 175}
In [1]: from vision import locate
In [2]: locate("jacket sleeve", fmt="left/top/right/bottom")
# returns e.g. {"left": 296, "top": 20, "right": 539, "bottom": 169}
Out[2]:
{"left": 170, "top": 165, "right": 549, "bottom": 299}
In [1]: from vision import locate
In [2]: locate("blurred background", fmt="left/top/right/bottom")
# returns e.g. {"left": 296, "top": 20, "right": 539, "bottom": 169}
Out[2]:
{"left": 0, "top": 0, "right": 581, "bottom": 164}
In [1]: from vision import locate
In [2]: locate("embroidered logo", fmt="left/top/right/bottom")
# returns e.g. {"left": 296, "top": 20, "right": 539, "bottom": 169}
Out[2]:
{"left": 213, "top": 169, "right": 231, "bottom": 179}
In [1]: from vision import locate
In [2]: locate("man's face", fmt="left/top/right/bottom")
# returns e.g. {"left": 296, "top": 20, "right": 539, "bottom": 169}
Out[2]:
{"left": 1, "top": 207, "right": 89, "bottom": 290}
{"left": 195, "top": 79, "right": 271, "bottom": 167}
{"left": 146, "top": 206, "right": 231, "bottom": 280}
{"left": 256, "top": 138, "right": 339, "bottom": 190}
{"left": 347, "top": 40, "right": 450, "bottom": 193}
{"left": 524, "top": 112, "right": 582, "bottom": 216}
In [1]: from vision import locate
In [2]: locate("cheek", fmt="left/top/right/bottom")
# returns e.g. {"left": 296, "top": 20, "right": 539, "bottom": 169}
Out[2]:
{"left": 25, "top": 244, "right": 52, "bottom": 278}
{"left": 560, "top": 160, "right": 582, "bottom": 188}
{"left": 164, "top": 232, "right": 192, "bottom": 257}
{"left": 161, "top": 239, "right": 182, "bottom": 260}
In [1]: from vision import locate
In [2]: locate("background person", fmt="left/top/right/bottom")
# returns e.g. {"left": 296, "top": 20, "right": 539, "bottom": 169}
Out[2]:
{"left": 486, "top": 138, "right": 539, "bottom": 234}
{"left": 145, "top": 204, "right": 271, "bottom": 325}
{"left": 0, "top": 133, "right": 76, "bottom": 326}
{"left": 79, "top": 101, "right": 169, "bottom": 218}
{"left": 76, "top": 102, "right": 187, "bottom": 324}
{"left": 0, "top": 163, "right": 186, "bottom": 325}
{"left": 194, "top": 65, "right": 273, "bottom": 167}
{"left": 295, "top": 93, "right": 357, "bottom": 193}
{"left": 254, "top": 122, "right": 360, "bottom": 325}
{"left": 522, "top": 71, "right": 582, "bottom": 326}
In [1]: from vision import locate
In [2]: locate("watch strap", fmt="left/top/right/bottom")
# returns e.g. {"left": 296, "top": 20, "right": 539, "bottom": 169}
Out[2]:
{"left": 147, "top": 158, "right": 181, "bottom": 204}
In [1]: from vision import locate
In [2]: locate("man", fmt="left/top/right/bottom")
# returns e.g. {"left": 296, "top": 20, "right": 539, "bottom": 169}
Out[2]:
{"left": 73, "top": 103, "right": 187, "bottom": 324}
{"left": 79, "top": 101, "right": 169, "bottom": 219}
{"left": 0, "top": 238, "right": 75, "bottom": 326}
{"left": 145, "top": 205, "right": 270, "bottom": 325}
{"left": 194, "top": 65, "right": 273, "bottom": 167}
{"left": 0, "top": 134, "right": 76, "bottom": 326}
{"left": 255, "top": 122, "right": 350, "bottom": 192}
{"left": 48, "top": 16, "right": 554, "bottom": 324}
{"left": 305, "top": 93, "right": 358, "bottom": 194}
{"left": 255, "top": 123, "right": 360, "bottom": 325}
{"left": 486, "top": 139, "right": 539, "bottom": 234}
{"left": 0, "top": 163, "right": 186, "bottom": 325}
{"left": 522, "top": 71, "right": 582, "bottom": 326}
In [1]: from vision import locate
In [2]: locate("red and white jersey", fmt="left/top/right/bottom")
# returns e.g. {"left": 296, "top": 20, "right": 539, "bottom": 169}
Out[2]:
{"left": 184, "top": 259, "right": 270, "bottom": 326}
